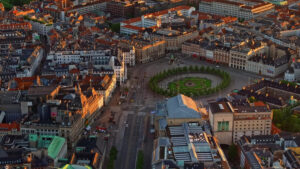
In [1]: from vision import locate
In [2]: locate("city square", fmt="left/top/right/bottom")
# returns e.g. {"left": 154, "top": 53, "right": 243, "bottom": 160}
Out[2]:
{"left": 0, "top": 0, "right": 299, "bottom": 169}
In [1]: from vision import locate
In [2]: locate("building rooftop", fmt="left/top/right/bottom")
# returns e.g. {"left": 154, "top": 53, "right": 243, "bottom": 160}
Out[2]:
{"left": 166, "top": 94, "right": 201, "bottom": 119}
{"left": 61, "top": 164, "right": 93, "bottom": 169}
{"left": 47, "top": 136, "right": 66, "bottom": 159}
{"left": 209, "top": 101, "right": 233, "bottom": 114}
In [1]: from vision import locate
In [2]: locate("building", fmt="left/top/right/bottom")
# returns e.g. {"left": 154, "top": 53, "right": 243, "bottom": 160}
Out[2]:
{"left": 22, "top": 14, "right": 54, "bottom": 35}
{"left": 182, "top": 38, "right": 207, "bottom": 58}
{"left": 208, "top": 100, "right": 234, "bottom": 145}
{"left": 284, "top": 68, "right": 295, "bottom": 82}
{"left": 20, "top": 85, "right": 104, "bottom": 148}
{"left": 79, "top": 74, "right": 117, "bottom": 105}
{"left": 238, "top": 79, "right": 300, "bottom": 108}
{"left": 70, "top": 136, "right": 102, "bottom": 169}
{"left": 29, "top": 135, "right": 68, "bottom": 167}
{"left": 199, "top": 0, "right": 274, "bottom": 20}
{"left": 237, "top": 135, "right": 283, "bottom": 169}
{"left": 0, "top": 47, "right": 45, "bottom": 84}
{"left": 61, "top": 164, "right": 93, "bottom": 169}
{"left": 230, "top": 44, "right": 265, "bottom": 70}
{"left": 0, "top": 22, "right": 32, "bottom": 31}
{"left": 106, "top": 1, "right": 134, "bottom": 18}
{"left": 283, "top": 148, "right": 300, "bottom": 169}
{"left": 132, "top": 38, "right": 166, "bottom": 63}
{"left": 245, "top": 45, "right": 289, "bottom": 77}
{"left": 27, "top": 20, "right": 53, "bottom": 36}
{"left": 208, "top": 97, "right": 273, "bottom": 144}
{"left": 233, "top": 103, "right": 272, "bottom": 143}
{"left": 120, "top": 6, "right": 195, "bottom": 35}
{"left": 16, "top": 46, "right": 44, "bottom": 78}
{"left": 47, "top": 50, "right": 126, "bottom": 83}
{"left": 0, "top": 30, "right": 32, "bottom": 57}
{"left": 214, "top": 45, "right": 231, "bottom": 65}
{"left": 65, "top": 0, "right": 107, "bottom": 16}
{"left": 111, "top": 56, "right": 127, "bottom": 84}
{"left": 154, "top": 29, "right": 199, "bottom": 52}
{"left": 285, "top": 62, "right": 300, "bottom": 82}
{"left": 181, "top": 38, "right": 215, "bottom": 61}
{"left": 118, "top": 46, "right": 136, "bottom": 66}
{"left": 154, "top": 94, "right": 206, "bottom": 137}
{"left": 152, "top": 123, "right": 230, "bottom": 168}
{"left": 0, "top": 148, "right": 30, "bottom": 168}
{"left": 246, "top": 54, "right": 289, "bottom": 77}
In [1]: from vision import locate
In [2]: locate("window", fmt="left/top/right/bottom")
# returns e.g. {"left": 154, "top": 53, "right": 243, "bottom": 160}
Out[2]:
{"left": 218, "top": 121, "right": 229, "bottom": 131}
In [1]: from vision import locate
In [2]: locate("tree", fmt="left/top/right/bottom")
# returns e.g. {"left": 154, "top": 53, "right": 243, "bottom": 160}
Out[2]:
{"left": 228, "top": 144, "right": 238, "bottom": 162}
{"left": 189, "top": 65, "right": 194, "bottom": 72}
{"left": 183, "top": 66, "right": 188, "bottom": 72}
{"left": 136, "top": 150, "right": 144, "bottom": 169}
{"left": 110, "top": 146, "right": 118, "bottom": 160}
{"left": 111, "top": 23, "right": 120, "bottom": 33}
{"left": 107, "top": 146, "right": 118, "bottom": 169}
{"left": 200, "top": 66, "right": 204, "bottom": 72}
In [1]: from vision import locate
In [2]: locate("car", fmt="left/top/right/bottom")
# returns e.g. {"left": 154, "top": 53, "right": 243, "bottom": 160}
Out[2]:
{"left": 96, "top": 126, "right": 107, "bottom": 131}
{"left": 216, "top": 65, "right": 220, "bottom": 68}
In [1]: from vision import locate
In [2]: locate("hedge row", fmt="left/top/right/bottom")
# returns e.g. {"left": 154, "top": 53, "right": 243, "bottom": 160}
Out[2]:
{"left": 149, "top": 65, "right": 230, "bottom": 97}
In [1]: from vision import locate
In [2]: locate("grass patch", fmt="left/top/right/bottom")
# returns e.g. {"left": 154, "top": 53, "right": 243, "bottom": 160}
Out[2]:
{"left": 168, "top": 77, "right": 211, "bottom": 93}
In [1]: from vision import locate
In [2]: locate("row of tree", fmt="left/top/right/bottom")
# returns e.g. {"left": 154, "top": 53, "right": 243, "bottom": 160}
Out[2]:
{"left": 107, "top": 146, "right": 118, "bottom": 169}
{"left": 136, "top": 150, "right": 144, "bottom": 169}
{"left": 149, "top": 65, "right": 230, "bottom": 97}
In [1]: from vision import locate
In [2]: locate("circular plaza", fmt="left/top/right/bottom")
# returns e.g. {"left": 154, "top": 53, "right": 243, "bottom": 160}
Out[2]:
{"left": 149, "top": 66, "right": 230, "bottom": 97}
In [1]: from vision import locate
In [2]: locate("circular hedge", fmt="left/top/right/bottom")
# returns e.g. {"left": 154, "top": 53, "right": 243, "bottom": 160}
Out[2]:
{"left": 149, "top": 65, "right": 230, "bottom": 97}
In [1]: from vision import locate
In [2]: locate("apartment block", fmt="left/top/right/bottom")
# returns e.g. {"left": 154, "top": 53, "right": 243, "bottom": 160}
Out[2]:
{"left": 209, "top": 97, "right": 272, "bottom": 144}
{"left": 199, "top": 0, "right": 274, "bottom": 20}
{"left": 107, "top": 1, "right": 134, "bottom": 18}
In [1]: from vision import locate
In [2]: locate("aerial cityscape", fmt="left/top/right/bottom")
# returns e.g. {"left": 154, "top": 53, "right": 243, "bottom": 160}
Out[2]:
{"left": 0, "top": 0, "right": 299, "bottom": 168}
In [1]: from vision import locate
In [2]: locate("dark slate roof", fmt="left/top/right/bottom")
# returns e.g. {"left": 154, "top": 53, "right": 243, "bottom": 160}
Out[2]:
{"left": 209, "top": 101, "right": 232, "bottom": 114}
{"left": 184, "top": 162, "right": 204, "bottom": 169}
{"left": 283, "top": 149, "right": 300, "bottom": 169}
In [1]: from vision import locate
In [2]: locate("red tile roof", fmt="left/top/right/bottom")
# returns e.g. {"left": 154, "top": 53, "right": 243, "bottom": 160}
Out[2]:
{"left": 69, "top": 68, "right": 80, "bottom": 74}
{"left": 0, "top": 122, "right": 20, "bottom": 131}
{"left": 254, "top": 101, "right": 266, "bottom": 106}
{"left": 122, "top": 17, "right": 141, "bottom": 24}
{"left": 122, "top": 24, "right": 144, "bottom": 31}
{"left": 123, "top": 5, "right": 193, "bottom": 24}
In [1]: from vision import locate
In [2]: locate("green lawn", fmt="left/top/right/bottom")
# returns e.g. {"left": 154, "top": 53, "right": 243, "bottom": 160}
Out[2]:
{"left": 168, "top": 77, "right": 211, "bottom": 93}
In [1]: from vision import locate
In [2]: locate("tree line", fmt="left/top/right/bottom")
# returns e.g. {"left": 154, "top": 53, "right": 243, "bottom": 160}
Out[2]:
{"left": 273, "top": 102, "right": 300, "bottom": 132}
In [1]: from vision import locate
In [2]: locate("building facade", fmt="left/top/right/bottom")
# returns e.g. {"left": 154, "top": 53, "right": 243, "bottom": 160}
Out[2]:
{"left": 209, "top": 98, "right": 273, "bottom": 144}
{"left": 134, "top": 39, "right": 166, "bottom": 63}
{"left": 199, "top": 0, "right": 274, "bottom": 20}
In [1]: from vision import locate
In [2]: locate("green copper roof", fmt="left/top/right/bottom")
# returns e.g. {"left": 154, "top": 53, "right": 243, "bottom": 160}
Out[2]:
{"left": 29, "top": 134, "right": 55, "bottom": 148}
{"left": 61, "top": 164, "right": 92, "bottom": 169}
{"left": 38, "top": 135, "right": 55, "bottom": 148}
{"left": 29, "top": 134, "right": 38, "bottom": 142}
{"left": 48, "top": 136, "right": 66, "bottom": 159}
